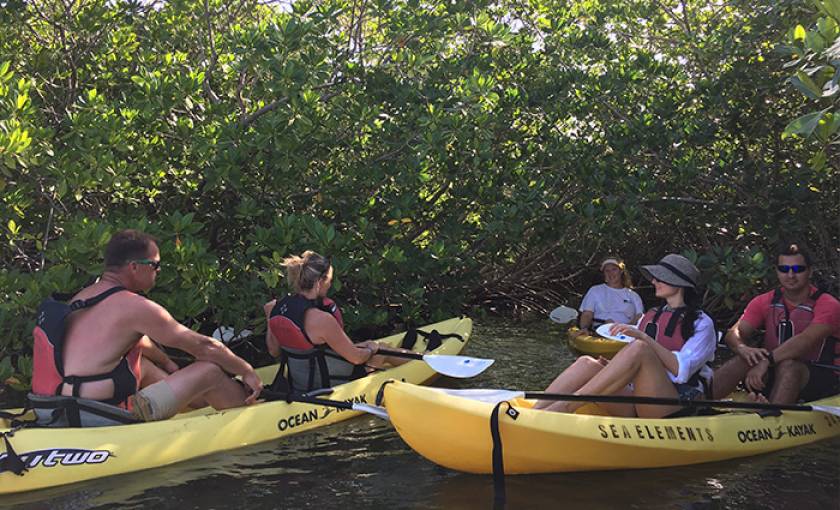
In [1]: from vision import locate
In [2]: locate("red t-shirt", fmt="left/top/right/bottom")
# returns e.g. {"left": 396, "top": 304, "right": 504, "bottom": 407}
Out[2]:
{"left": 741, "top": 286, "right": 840, "bottom": 356}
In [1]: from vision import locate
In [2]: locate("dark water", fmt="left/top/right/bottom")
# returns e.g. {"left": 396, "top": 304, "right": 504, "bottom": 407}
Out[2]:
{"left": 3, "top": 318, "right": 839, "bottom": 509}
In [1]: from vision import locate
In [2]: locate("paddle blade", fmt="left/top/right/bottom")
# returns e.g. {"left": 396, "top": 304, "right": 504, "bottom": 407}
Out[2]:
{"left": 353, "top": 403, "right": 390, "bottom": 420}
{"left": 810, "top": 404, "right": 840, "bottom": 417}
{"left": 436, "top": 388, "right": 525, "bottom": 404}
{"left": 421, "top": 354, "right": 494, "bottom": 378}
{"left": 549, "top": 306, "right": 578, "bottom": 324}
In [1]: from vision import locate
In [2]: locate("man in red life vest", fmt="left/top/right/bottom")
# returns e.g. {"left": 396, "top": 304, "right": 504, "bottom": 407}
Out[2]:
{"left": 712, "top": 242, "right": 840, "bottom": 403}
{"left": 31, "top": 229, "right": 262, "bottom": 421}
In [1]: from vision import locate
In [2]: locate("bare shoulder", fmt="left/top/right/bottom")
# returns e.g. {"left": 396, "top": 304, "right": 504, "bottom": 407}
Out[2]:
{"left": 263, "top": 299, "right": 277, "bottom": 314}
{"left": 110, "top": 292, "right": 173, "bottom": 323}
{"left": 305, "top": 308, "right": 341, "bottom": 340}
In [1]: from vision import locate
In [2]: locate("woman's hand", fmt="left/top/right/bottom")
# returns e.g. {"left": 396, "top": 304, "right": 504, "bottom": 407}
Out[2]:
{"left": 608, "top": 323, "right": 650, "bottom": 342}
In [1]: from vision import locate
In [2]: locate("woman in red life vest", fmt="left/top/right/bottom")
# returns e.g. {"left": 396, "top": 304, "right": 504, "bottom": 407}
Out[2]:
{"left": 262, "top": 251, "right": 403, "bottom": 392}
{"left": 535, "top": 254, "right": 717, "bottom": 417}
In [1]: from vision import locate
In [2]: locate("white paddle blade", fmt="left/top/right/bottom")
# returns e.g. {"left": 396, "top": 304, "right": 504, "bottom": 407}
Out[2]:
{"left": 353, "top": 403, "right": 390, "bottom": 420}
{"left": 811, "top": 405, "right": 840, "bottom": 417}
{"left": 595, "top": 323, "right": 634, "bottom": 343}
{"left": 435, "top": 388, "right": 525, "bottom": 404}
{"left": 422, "top": 354, "right": 495, "bottom": 378}
{"left": 549, "top": 306, "right": 578, "bottom": 324}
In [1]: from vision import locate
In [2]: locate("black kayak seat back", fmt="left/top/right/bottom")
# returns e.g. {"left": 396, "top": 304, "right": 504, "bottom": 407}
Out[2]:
{"left": 28, "top": 393, "right": 140, "bottom": 428}
{"left": 399, "top": 328, "right": 463, "bottom": 351}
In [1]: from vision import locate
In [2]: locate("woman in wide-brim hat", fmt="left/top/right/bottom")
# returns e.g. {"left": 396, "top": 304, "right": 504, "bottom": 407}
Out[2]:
{"left": 535, "top": 254, "right": 717, "bottom": 418}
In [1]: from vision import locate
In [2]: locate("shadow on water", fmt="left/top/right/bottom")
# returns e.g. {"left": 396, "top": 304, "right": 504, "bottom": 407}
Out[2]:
{"left": 2, "top": 318, "right": 838, "bottom": 510}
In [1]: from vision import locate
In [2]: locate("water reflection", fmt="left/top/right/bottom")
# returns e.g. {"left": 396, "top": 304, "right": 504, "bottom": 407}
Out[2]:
{"left": 2, "top": 318, "right": 838, "bottom": 509}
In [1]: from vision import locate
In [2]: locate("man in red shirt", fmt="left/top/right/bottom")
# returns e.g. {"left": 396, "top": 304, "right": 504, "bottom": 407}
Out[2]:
{"left": 712, "top": 242, "right": 840, "bottom": 404}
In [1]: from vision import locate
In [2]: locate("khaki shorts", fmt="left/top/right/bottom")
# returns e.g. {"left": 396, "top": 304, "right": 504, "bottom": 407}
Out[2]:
{"left": 131, "top": 380, "right": 180, "bottom": 421}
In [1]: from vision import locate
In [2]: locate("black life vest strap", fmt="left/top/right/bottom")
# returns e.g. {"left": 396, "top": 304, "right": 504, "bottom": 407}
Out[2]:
{"left": 663, "top": 308, "right": 685, "bottom": 338}
{"left": 68, "top": 286, "right": 127, "bottom": 311}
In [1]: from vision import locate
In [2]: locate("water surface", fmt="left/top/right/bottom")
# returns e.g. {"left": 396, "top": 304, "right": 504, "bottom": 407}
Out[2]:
{"left": 2, "top": 318, "right": 838, "bottom": 509}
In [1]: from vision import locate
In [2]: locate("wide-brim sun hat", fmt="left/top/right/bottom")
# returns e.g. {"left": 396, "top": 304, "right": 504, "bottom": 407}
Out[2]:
{"left": 640, "top": 254, "right": 699, "bottom": 289}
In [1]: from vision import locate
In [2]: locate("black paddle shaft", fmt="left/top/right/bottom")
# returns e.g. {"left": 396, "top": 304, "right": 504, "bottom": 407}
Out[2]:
{"left": 523, "top": 392, "right": 820, "bottom": 413}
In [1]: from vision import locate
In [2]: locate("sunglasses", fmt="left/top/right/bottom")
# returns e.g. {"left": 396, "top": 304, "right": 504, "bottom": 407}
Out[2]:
{"left": 133, "top": 258, "right": 161, "bottom": 270}
{"left": 776, "top": 265, "right": 807, "bottom": 274}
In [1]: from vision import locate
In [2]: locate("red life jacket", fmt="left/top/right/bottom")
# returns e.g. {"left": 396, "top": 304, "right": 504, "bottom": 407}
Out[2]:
{"left": 638, "top": 307, "right": 687, "bottom": 351}
{"left": 764, "top": 287, "right": 839, "bottom": 364}
{"left": 267, "top": 294, "right": 362, "bottom": 392}
{"left": 31, "top": 287, "right": 142, "bottom": 409}
{"left": 268, "top": 294, "right": 344, "bottom": 349}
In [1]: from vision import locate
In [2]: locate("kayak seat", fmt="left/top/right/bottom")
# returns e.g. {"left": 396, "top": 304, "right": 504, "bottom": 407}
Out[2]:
{"left": 399, "top": 328, "right": 464, "bottom": 351}
{"left": 28, "top": 393, "right": 140, "bottom": 428}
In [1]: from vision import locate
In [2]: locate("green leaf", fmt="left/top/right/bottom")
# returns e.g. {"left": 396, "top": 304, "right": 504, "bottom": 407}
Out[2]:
{"left": 782, "top": 107, "right": 831, "bottom": 138}
{"left": 794, "top": 24, "right": 807, "bottom": 41}
{"left": 790, "top": 71, "right": 823, "bottom": 99}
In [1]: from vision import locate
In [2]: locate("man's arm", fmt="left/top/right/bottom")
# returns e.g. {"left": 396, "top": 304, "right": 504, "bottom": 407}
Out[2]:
{"left": 769, "top": 323, "right": 835, "bottom": 364}
{"left": 263, "top": 300, "right": 280, "bottom": 358}
{"left": 132, "top": 299, "right": 260, "bottom": 383}
{"left": 725, "top": 320, "right": 768, "bottom": 367}
{"left": 138, "top": 336, "right": 179, "bottom": 373}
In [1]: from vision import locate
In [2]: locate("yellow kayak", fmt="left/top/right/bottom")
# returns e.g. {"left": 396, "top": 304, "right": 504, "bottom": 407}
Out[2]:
{"left": 567, "top": 327, "right": 626, "bottom": 358}
{"left": 383, "top": 380, "right": 840, "bottom": 474}
{"left": 0, "top": 317, "right": 472, "bottom": 494}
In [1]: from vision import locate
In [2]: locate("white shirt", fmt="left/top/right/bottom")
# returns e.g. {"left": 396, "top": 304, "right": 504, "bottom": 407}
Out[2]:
{"left": 634, "top": 311, "right": 717, "bottom": 385}
{"left": 579, "top": 284, "right": 644, "bottom": 325}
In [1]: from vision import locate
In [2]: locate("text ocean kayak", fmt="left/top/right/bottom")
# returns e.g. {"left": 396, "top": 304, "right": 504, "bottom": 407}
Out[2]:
{"left": 383, "top": 381, "right": 840, "bottom": 474}
{"left": 0, "top": 317, "right": 472, "bottom": 494}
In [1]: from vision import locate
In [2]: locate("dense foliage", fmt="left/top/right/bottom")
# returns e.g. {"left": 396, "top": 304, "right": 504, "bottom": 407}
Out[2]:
{"left": 1, "top": 0, "right": 838, "bottom": 387}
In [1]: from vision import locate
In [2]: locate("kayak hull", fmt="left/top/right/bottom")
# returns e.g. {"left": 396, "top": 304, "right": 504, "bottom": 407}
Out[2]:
{"left": 383, "top": 381, "right": 840, "bottom": 474}
{"left": 0, "top": 317, "right": 472, "bottom": 494}
{"left": 567, "top": 327, "right": 626, "bottom": 358}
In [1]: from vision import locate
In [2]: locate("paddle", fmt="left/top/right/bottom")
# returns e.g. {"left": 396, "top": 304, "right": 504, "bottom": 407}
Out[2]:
{"left": 549, "top": 305, "right": 578, "bottom": 324}
{"left": 810, "top": 362, "right": 840, "bottom": 373}
{"left": 260, "top": 388, "right": 389, "bottom": 419}
{"left": 438, "top": 388, "right": 840, "bottom": 417}
{"left": 376, "top": 348, "right": 494, "bottom": 378}
{"left": 549, "top": 305, "right": 610, "bottom": 329}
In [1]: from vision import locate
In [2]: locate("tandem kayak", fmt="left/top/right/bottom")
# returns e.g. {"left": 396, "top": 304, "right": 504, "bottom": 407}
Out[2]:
{"left": 0, "top": 317, "right": 472, "bottom": 494}
{"left": 383, "top": 381, "right": 840, "bottom": 474}
{"left": 566, "top": 327, "right": 626, "bottom": 358}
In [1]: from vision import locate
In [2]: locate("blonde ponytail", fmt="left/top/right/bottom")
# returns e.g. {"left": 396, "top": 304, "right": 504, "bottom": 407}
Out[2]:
{"left": 282, "top": 251, "right": 331, "bottom": 293}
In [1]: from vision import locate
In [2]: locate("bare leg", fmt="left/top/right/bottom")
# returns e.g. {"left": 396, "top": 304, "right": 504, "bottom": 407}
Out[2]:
{"left": 163, "top": 362, "right": 249, "bottom": 411}
{"left": 711, "top": 356, "right": 750, "bottom": 399}
{"left": 768, "top": 359, "right": 809, "bottom": 404}
{"left": 552, "top": 341, "right": 682, "bottom": 418}
{"left": 533, "top": 356, "right": 604, "bottom": 410}
{"left": 141, "top": 357, "right": 208, "bottom": 409}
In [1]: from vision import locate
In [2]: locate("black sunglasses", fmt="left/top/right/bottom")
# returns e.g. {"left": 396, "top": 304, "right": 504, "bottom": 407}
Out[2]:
{"left": 133, "top": 258, "right": 162, "bottom": 270}
{"left": 776, "top": 264, "right": 807, "bottom": 274}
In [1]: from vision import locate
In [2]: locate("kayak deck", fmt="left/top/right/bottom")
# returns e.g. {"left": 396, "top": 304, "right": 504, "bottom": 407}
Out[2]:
{"left": 383, "top": 381, "right": 840, "bottom": 474}
{"left": 0, "top": 317, "right": 472, "bottom": 494}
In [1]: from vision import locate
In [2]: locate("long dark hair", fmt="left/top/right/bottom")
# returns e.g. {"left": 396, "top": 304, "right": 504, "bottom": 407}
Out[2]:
{"left": 680, "top": 287, "right": 703, "bottom": 339}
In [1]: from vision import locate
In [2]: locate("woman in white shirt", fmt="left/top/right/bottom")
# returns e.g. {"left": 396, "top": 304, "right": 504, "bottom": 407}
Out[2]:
{"left": 577, "top": 257, "right": 644, "bottom": 335}
{"left": 536, "top": 254, "right": 716, "bottom": 418}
